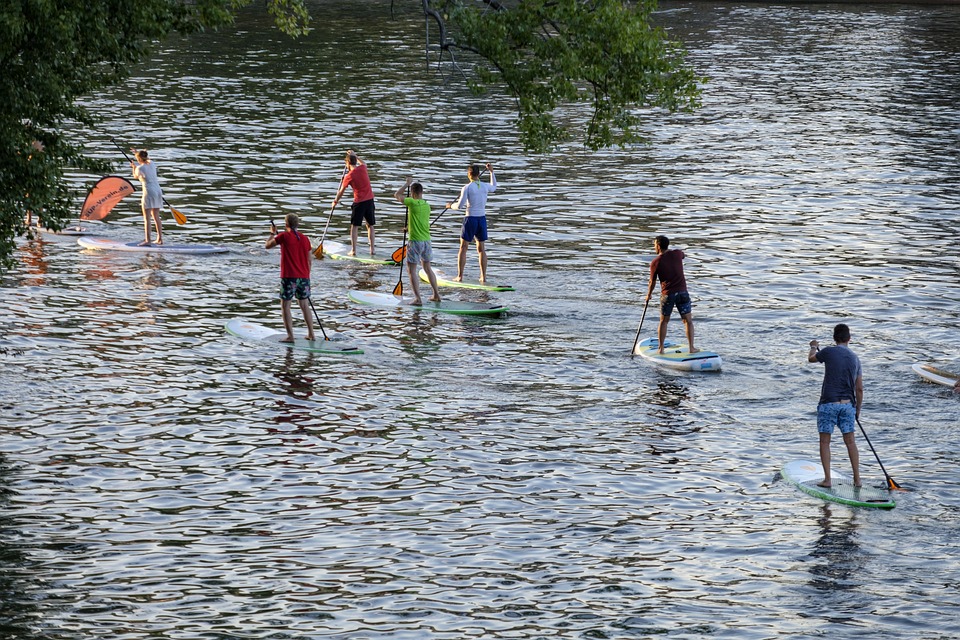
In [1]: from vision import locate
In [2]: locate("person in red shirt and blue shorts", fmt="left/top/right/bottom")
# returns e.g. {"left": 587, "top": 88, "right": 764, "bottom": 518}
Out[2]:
{"left": 645, "top": 235, "right": 698, "bottom": 355}
{"left": 266, "top": 214, "right": 315, "bottom": 343}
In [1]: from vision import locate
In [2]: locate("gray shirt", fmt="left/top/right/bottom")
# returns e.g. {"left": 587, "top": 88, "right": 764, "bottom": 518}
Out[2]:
{"left": 815, "top": 344, "right": 862, "bottom": 405}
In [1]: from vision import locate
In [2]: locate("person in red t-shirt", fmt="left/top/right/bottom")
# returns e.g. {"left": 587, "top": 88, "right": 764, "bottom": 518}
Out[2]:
{"left": 265, "top": 214, "right": 315, "bottom": 343}
{"left": 332, "top": 150, "right": 376, "bottom": 257}
{"left": 644, "top": 235, "right": 698, "bottom": 354}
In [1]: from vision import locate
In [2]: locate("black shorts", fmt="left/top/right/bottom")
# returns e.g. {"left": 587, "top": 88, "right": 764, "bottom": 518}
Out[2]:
{"left": 350, "top": 199, "right": 376, "bottom": 227}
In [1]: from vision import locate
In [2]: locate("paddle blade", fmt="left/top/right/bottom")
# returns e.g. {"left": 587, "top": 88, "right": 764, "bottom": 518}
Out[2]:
{"left": 888, "top": 477, "right": 908, "bottom": 491}
{"left": 392, "top": 280, "right": 403, "bottom": 297}
{"left": 170, "top": 207, "right": 187, "bottom": 225}
{"left": 313, "top": 243, "right": 325, "bottom": 259}
{"left": 391, "top": 245, "right": 406, "bottom": 263}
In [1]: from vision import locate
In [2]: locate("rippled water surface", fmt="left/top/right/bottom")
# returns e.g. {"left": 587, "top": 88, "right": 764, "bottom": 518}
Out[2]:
{"left": 3, "top": 1, "right": 960, "bottom": 638}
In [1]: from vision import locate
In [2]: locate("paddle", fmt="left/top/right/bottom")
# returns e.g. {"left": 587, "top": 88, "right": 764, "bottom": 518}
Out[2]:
{"left": 855, "top": 417, "right": 906, "bottom": 491}
{"left": 313, "top": 163, "right": 349, "bottom": 259}
{"left": 112, "top": 140, "right": 187, "bottom": 225}
{"left": 389, "top": 168, "right": 486, "bottom": 263}
{"left": 630, "top": 297, "right": 651, "bottom": 355}
{"left": 392, "top": 184, "right": 410, "bottom": 297}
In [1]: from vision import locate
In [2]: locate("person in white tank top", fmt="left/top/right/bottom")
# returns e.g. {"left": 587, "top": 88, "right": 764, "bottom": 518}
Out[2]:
{"left": 131, "top": 149, "right": 164, "bottom": 245}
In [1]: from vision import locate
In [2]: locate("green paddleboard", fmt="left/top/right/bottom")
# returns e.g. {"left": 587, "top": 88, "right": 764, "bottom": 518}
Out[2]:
{"left": 419, "top": 267, "right": 515, "bottom": 292}
{"left": 225, "top": 319, "right": 363, "bottom": 355}
{"left": 323, "top": 241, "right": 398, "bottom": 265}
{"left": 781, "top": 460, "right": 895, "bottom": 509}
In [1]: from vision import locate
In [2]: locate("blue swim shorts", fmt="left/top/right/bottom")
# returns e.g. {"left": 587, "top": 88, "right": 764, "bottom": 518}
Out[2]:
{"left": 660, "top": 291, "right": 692, "bottom": 317}
{"left": 817, "top": 402, "right": 856, "bottom": 435}
{"left": 280, "top": 278, "right": 311, "bottom": 301}
{"left": 460, "top": 216, "right": 488, "bottom": 243}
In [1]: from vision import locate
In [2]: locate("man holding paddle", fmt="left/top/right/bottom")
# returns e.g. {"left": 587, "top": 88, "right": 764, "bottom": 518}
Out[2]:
{"left": 394, "top": 178, "right": 441, "bottom": 306}
{"left": 808, "top": 323, "right": 863, "bottom": 488}
{"left": 448, "top": 162, "right": 496, "bottom": 283}
{"left": 266, "top": 214, "right": 315, "bottom": 343}
{"left": 332, "top": 150, "right": 376, "bottom": 257}
{"left": 645, "top": 235, "right": 698, "bottom": 355}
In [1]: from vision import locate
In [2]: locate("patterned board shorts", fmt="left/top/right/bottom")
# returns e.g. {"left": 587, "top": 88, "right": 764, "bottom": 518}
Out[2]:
{"left": 280, "top": 278, "right": 311, "bottom": 301}
{"left": 660, "top": 291, "right": 692, "bottom": 317}
{"left": 405, "top": 240, "right": 433, "bottom": 265}
{"left": 817, "top": 402, "right": 856, "bottom": 434}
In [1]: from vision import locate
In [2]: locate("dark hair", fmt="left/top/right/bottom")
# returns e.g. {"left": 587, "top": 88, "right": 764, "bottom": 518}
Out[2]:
{"left": 346, "top": 153, "right": 359, "bottom": 167}
{"left": 285, "top": 213, "right": 300, "bottom": 230}
{"left": 411, "top": 182, "right": 423, "bottom": 197}
{"left": 468, "top": 164, "right": 481, "bottom": 179}
{"left": 833, "top": 323, "right": 851, "bottom": 343}
{"left": 655, "top": 235, "right": 670, "bottom": 250}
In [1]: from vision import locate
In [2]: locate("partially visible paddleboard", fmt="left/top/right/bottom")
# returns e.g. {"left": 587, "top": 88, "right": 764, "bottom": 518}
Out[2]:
{"left": 633, "top": 337, "right": 722, "bottom": 371}
{"left": 322, "top": 241, "right": 398, "bottom": 265}
{"left": 912, "top": 363, "right": 959, "bottom": 388}
{"left": 419, "top": 268, "right": 515, "bottom": 292}
{"left": 224, "top": 319, "right": 363, "bottom": 355}
{"left": 348, "top": 290, "right": 508, "bottom": 316}
{"left": 781, "top": 460, "right": 895, "bottom": 509}
{"left": 41, "top": 226, "right": 92, "bottom": 236}
{"left": 78, "top": 237, "right": 227, "bottom": 254}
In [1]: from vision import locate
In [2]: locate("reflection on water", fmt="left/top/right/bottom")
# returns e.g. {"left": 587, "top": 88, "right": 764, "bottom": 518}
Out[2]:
{"left": 2, "top": 1, "right": 960, "bottom": 638}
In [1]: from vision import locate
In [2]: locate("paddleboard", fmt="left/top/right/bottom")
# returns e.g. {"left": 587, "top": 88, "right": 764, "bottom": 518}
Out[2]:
{"left": 40, "top": 225, "right": 92, "bottom": 236}
{"left": 419, "top": 268, "right": 515, "bottom": 292}
{"left": 633, "top": 337, "right": 722, "bottom": 371}
{"left": 322, "top": 241, "right": 398, "bottom": 265}
{"left": 224, "top": 319, "right": 363, "bottom": 355}
{"left": 781, "top": 460, "right": 895, "bottom": 509}
{"left": 348, "top": 290, "right": 508, "bottom": 316}
{"left": 78, "top": 237, "right": 227, "bottom": 254}
{"left": 912, "top": 363, "right": 959, "bottom": 388}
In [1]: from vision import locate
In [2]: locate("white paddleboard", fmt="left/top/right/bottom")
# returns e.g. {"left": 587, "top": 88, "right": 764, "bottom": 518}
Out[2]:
{"left": 78, "top": 237, "right": 227, "bottom": 254}
{"left": 912, "top": 363, "right": 959, "bottom": 388}
{"left": 633, "top": 337, "right": 722, "bottom": 371}
{"left": 40, "top": 225, "right": 92, "bottom": 236}
{"left": 225, "top": 319, "right": 363, "bottom": 355}
{"left": 781, "top": 460, "right": 895, "bottom": 509}
{"left": 419, "top": 268, "right": 515, "bottom": 292}
{"left": 322, "top": 241, "right": 398, "bottom": 265}
{"left": 348, "top": 290, "right": 508, "bottom": 316}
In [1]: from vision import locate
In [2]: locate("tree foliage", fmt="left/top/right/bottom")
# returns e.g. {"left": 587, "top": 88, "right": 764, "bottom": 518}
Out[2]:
{"left": 430, "top": 0, "right": 703, "bottom": 152}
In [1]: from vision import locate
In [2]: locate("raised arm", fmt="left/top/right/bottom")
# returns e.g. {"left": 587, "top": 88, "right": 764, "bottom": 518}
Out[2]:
{"left": 394, "top": 177, "right": 413, "bottom": 203}
{"left": 807, "top": 340, "right": 820, "bottom": 363}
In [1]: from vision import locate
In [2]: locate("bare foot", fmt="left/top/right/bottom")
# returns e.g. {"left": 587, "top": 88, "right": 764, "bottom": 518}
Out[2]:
{"left": 479, "top": 276, "right": 487, "bottom": 283}
{"left": 279, "top": 336, "right": 295, "bottom": 343}
{"left": 306, "top": 334, "right": 316, "bottom": 342}
{"left": 346, "top": 250, "right": 356, "bottom": 257}
{"left": 816, "top": 480, "right": 832, "bottom": 488}
{"left": 689, "top": 347, "right": 700, "bottom": 354}
{"left": 408, "top": 299, "right": 423, "bottom": 306}
{"left": 453, "top": 275, "right": 463, "bottom": 282}
{"left": 853, "top": 481, "right": 862, "bottom": 488}
{"left": 138, "top": 240, "right": 152, "bottom": 246}
{"left": 154, "top": 239, "right": 163, "bottom": 245}
{"left": 429, "top": 295, "right": 441, "bottom": 302}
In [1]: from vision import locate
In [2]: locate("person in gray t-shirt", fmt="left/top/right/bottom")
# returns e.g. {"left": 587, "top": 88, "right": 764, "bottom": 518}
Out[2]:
{"left": 807, "top": 323, "right": 863, "bottom": 488}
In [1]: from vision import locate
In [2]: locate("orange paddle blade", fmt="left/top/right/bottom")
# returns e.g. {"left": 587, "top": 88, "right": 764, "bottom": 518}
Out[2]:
{"left": 392, "top": 245, "right": 406, "bottom": 263}
{"left": 170, "top": 207, "right": 187, "bottom": 225}
{"left": 392, "top": 280, "right": 403, "bottom": 297}
{"left": 313, "top": 243, "right": 325, "bottom": 259}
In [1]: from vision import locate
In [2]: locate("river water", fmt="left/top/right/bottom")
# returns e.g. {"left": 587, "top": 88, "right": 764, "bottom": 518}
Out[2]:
{"left": 2, "top": 1, "right": 959, "bottom": 638}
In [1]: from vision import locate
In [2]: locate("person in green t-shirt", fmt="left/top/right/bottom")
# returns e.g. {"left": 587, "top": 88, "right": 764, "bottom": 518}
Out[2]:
{"left": 394, "top": 178, "right": 441, "bottom": 306}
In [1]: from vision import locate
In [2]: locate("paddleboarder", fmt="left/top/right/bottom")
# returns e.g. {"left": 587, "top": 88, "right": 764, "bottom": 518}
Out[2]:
{"left": 130, "top": 149, "right": 164, "bottom": 246}
{"left": 645, "top": 235, "right": 698, "bottom": 355}
{"left": 807, "top": 323, "right": 862, "bottom": 488}
{"left": 332, "top": 150, "right": 376, "bottom": 257}
{"left": 394, "top": 178, "right": 441, "bottom": 306}
{"left": 265, "top": 214, "right": 315, "bottom": 343}
{"left": 447, "top": 162, "right": 496, "bottom": 283}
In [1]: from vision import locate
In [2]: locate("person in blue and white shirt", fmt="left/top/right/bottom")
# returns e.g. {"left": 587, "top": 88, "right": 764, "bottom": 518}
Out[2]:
{"left": 447, "top": 163, "right": 496, "bottom": 283}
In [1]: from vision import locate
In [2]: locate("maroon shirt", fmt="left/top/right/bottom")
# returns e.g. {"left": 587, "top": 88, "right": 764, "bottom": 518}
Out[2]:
{"left": 276, "top": 230, "right": 311, "bottom": 279}
{"left": 650, "top": 249, "right": 687, "bottom": 295}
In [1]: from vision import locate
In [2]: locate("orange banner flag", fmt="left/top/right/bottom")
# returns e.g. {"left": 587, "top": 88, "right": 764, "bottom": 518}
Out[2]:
{"left": 79, "top": 176, "right": 136, "bottom": 221}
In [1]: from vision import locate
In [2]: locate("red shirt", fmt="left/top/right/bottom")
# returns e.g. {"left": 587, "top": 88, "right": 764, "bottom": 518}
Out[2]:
{"left": 650, "top": 249, "right": 687, "bottom": 295}
{"left": 276, "top": 230, "right": 311, "bottom": 279}
{"left": 340, "top": 164, "right": 374, "bottom": 203}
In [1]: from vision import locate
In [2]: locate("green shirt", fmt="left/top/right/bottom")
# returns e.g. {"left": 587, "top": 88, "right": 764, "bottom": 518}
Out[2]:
{"left": 403, "top": 197, "right": 431, "bottom": 242}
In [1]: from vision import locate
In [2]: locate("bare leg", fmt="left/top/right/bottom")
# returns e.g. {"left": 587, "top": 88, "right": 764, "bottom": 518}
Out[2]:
{"left": 681, "top": 312, "right": 698, "bottom": 353}
{"left": 406, "top": 261, "right": 423, "bottom": 305}
{"left": 818, "top": 432, "right": 832, "bottom": 487}
{"left": 298, "top": 298, "right": 315, "bottom": 341}
{"left": 150, "top": 208, "right": 163, "bottom": 244}
{"left": 140, "top": 205, "right": 152, "bottom": 244}
{"left": 422, "top": 260, "right": 441, "bottom": 302}
{"left": 657, "top": 315, "right": 669, "bottom": 353}
{"left": 455, "top": 238, "right": 468, "bottom": 281}
{"left": 280, "top": 300, "right": 295, "bottom": 342}
{"left": 476, "top": 240, "right": 487, "bottom": 283}
{"left": 367, "top": 224, "right": 375, "bottom": 255}
{"left": 842, "top": 431, "right": 861, "bottom": 487}
{"left": 348, "top": 225, "right": 358, "bottom": 256}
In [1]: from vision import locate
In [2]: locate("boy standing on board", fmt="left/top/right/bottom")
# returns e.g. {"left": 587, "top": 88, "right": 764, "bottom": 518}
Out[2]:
{"left": 266, "top": 214, "right": 315, "bottom": 343}
{"left": 332, "top": 150, "right": 376, "bottom": 257}
{"left": 807, "top": 323, "right": 862, "bottom": 488}
{"left": 447, "top": 162, "right": 496, "bottom": 283}
{"left": 645, "top": 235, "right": 698, "bottom": 354}
{"left": 394, "top": 178, "right": 441, "bottom": 306}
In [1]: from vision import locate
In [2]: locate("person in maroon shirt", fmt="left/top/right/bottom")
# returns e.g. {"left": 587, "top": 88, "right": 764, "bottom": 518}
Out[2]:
{"left": 265, "top": 214, "right": 315, "bottom": 343}
{"left": 332, "top": 150, "right": 376, "bottom": 256}
{"left": 644, "top": 235, "right": 698, "bottom": 354}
